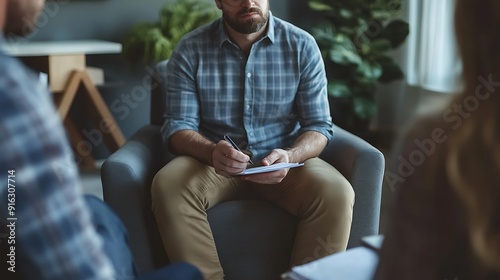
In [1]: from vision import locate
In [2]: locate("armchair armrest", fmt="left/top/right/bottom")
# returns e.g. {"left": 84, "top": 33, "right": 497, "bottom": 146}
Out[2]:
{"left": 101, "top": 125, "right": 170, "bottom": 272}
{"left": 101, "top": 125, "right": 169, "bottom": 187}
{"left": 320, "top": 126, "right": 385, "bottom": 248}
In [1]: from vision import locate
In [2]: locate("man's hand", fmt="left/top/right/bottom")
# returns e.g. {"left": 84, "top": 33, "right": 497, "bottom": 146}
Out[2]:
{"left": 213, "top": 140, "right": 251, "bottom": 177}
{"left": 240, "top": 149, "right": 290, "bottom": 184}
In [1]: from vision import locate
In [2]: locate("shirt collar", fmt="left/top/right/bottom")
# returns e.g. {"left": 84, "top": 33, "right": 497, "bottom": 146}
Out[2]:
{"left": 217, "top": 10, "right": 276, "bottom": 48}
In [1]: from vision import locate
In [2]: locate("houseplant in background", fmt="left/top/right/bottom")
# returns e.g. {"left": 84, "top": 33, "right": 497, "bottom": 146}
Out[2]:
{"left": 122, "top": 0, "right": 220, "bottom": 67}
{"left": 307, "top": 0, "right": 409, "bottom": 136}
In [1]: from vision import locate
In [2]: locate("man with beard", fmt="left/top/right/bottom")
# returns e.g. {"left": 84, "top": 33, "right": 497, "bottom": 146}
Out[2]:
{"left": 0, "top": 0, "right": 203, "bottom": 279}
{"left": 151, "top": 0, "right": 354, "bottom": 279}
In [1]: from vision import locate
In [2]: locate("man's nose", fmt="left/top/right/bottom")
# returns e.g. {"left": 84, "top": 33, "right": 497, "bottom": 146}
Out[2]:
{"left": 241, "top": 0, "right": 255, "bottom": 9}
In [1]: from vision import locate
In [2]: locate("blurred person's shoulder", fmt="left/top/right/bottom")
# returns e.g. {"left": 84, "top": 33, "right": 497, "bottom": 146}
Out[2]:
{"left": 387, "top": 97, "right": 458, "bottom": 193}
{"left": 0, "top": 51, "right": 42, "bottom": 93}
{"left": 0, "top": 50, "right": 49, "bottom": 104}
{"left": 396, "top": 94, "right": 459, "bottom": 157}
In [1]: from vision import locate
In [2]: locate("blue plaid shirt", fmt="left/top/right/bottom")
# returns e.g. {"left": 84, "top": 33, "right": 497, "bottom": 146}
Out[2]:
{"left": 0, "top": 34, "right": 115, "bottom": 279}
{"left": 161, "top": 12, "right": 333, "bottom": 162}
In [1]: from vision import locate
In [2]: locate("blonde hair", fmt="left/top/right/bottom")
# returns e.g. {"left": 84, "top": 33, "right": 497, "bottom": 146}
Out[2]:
{"left": 445, "top": 0, "right": 500, "bottom": 271}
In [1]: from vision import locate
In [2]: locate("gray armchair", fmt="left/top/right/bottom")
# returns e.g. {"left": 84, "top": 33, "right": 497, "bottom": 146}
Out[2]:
{"left": 101, "top": 60, "right": 385, "bottom": 280}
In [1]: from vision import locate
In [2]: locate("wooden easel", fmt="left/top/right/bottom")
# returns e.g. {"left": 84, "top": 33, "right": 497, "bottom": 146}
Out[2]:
{"left": 53, "top": 70, "right": 125, "bottom": 168}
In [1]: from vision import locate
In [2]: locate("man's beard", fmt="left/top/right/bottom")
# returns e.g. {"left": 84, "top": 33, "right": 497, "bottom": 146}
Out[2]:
{"left": 223, "top": 7, "right": 269, "bottom": 34}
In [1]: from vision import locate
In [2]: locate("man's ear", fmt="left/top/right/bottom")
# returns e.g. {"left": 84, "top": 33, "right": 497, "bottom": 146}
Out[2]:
{"left": 214, "top": 0, "right": 223, "bottom": 9}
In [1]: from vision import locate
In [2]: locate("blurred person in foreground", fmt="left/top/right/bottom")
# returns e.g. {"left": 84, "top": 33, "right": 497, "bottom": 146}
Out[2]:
{"left": 0, "top": 0, "right": 202, "bottom": 279}
{"left": 375, "top": 0, "right": 500, "bottom": 279}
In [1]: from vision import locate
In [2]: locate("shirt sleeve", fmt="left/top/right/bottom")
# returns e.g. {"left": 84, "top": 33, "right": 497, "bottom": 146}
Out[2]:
{"left": 295, "top": 36, "right": 334, "bottom": 142}
{"left": 160, "top": 44, "right": 201, "bottom": 149}
{"left": 0, "top": 62, "right": 115, "bottom": 280}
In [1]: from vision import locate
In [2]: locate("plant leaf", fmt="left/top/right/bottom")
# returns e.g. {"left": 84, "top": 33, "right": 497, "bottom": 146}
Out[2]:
{"left": 357, "top": 60, "right": 383, "bottom": 81}
{"left": 369, "top": 39, "right": 392, "bottom": 54}
{"left": 353, "top": 96, "right": 377, "bottom": 120}
{"left": 328, "top": 81, "right": 352, "bottom": 98}
{"left": 378, "top": 56, "right": 404, "bottom": 83}
{"left": 123, "top": 0, "right": 219, "bottom": 66}
{"left": 329, "top": 45, "right": 362, "bottom": 65}
{"left": 308, "top": 1, "right": 334, "bottom": 11}
{"left": 312, "top": 24, "right": 336, "bottom": 46}
{"left": 381, "top": 19, "right": 410, "bottom": 48}
{"left": 372, "top": 10, "right": 392, "bottom": 21}
{"left": 339, "top": 8, "right": 354, "bottom": 19}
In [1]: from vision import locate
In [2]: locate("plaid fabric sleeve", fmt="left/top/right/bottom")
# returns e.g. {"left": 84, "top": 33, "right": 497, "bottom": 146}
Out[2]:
{"left": 296, "top": 35, "right": 334, "bottom": 142}
{"left": 0, "top": 55, "right": 115, "bottom": 280}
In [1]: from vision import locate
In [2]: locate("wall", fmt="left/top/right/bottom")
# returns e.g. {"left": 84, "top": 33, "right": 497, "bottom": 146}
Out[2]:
{"left": 27, "top": 0, "right": 290, "bottom": 159}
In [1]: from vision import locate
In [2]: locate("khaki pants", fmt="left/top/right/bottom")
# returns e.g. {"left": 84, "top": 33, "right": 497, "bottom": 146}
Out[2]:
{"left": 151, "top": 156, "right": 354, "bottom": 280}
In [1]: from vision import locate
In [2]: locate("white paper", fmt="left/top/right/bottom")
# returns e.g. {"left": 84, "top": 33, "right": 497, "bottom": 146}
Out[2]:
{"left": 290, "top": 247, "right": 378, "bottom": 280}
{"left": 236, "top": 163, "right": 304, "bottom": 175}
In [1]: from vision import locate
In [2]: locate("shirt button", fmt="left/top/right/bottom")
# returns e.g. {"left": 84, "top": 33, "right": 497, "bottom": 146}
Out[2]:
{"left": 246, "top": 105, "right": 251, "bottom": 110}
{"left": 247, "top": 72, "right": 252, "bottom": 78}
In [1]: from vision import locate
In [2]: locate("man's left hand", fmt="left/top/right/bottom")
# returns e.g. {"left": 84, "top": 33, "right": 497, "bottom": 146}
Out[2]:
{"left": 240, "top": 149, "right": 290, "bottom": 184}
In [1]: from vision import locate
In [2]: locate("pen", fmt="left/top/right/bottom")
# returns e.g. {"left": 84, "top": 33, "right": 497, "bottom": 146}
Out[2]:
{"left": 224, "top": 134, "right": 253, "bottom": 164}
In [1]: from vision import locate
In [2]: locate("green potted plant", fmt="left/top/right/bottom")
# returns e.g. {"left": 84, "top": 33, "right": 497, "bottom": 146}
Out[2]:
{"left": 306, "top": 0, "right": 409, "bottom": 134}
{"left": 122, "top": 0, "right": 220, "bottom": 67}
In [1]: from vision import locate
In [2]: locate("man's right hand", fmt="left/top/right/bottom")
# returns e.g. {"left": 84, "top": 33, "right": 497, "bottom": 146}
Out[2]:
{"left": 212, "top": 140, "right": 251, "bottom": 177}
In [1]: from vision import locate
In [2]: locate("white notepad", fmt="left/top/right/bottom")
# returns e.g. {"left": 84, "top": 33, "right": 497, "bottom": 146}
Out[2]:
{"left": 237, "top": 163, "right": 304, "bottom": 175}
